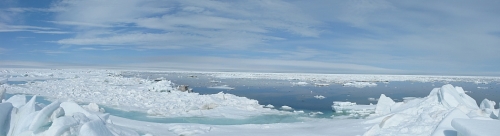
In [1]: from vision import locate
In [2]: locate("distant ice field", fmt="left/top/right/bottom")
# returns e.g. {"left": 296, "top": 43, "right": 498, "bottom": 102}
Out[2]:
{"left": 127, "top": 72, "right": 500, "bottom": 113}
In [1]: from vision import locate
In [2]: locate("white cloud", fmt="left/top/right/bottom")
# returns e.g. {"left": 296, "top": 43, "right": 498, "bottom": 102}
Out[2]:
{"left": 121, "top": 56, "right": 402, "bottom": 74}
{"left": 51, "top": 0, "right": 321, "bottom": 49}
{"left": 0, "top": 23, "right": 68, "bottom": 34}
{"left": 30, "top": 50, "right": 69, "bottom": 54}
{"left": 291, "top": 0, "right": 500, "bottom": 69}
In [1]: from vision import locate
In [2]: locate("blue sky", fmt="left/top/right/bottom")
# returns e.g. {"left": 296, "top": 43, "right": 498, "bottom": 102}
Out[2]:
{"left": 1, "top": 0, "right": 499, "bottom": 75}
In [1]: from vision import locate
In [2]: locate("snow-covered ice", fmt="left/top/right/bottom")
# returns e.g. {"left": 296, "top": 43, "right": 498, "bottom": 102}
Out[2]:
{"left": 0, "top": 95, "right": 138, "bottom": 136}
{"left": 314, "top": 95, "right": 326, "bottom": 99}
{"left": 452, "top": 118, "right": 500, "bottom": 136}
{"left": 332, "top": 101, "right": 376, "bottom": 117}
{"left": 2, "top": 69, "right": 500, "bottom": 136}
{"left": 343, "top": 81, "right": 377, "bottom": 88}
{"left": 291, "top": 81, "right": 308, "bottom": 86}
{"left": 207, "top": 85, "right": 235, "bottom": 90}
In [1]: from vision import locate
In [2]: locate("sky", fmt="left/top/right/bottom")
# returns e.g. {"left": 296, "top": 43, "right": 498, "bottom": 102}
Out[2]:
{"left": 0, "top": 0, "right": 499, "bottom": 76}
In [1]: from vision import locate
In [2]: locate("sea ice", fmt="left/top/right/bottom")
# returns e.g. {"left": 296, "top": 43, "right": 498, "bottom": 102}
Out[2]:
{"left": 208, "top": 85, "right": 235, "bottom": 90}
{"left": 291, "top": 81, "right": 308, "bottom": 86}
{"left": 1, "top": 95, "right": 139, "bottom": 136}
{"left": 343, "top": 82, "right": 377, "bottom": 88}
{"left": 364, "top": 84, "right": 493, "bottom": 136}
{"left": 314, "top": 95, "right": 326, "bottom": 99}
{"left": 332, "top": 101, "right": 375, "bottom": 117}
{"left": 0, "top": 103, "right": 13, "bottom": 135}
{"left": 452, "top": 118, "right": 500, "bottom": 136}
{"left": 374, "top": 94, "right": 395, "bottom": 115}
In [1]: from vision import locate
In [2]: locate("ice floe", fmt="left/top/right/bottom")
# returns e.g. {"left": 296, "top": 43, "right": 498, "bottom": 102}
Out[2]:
{"left": 2, "top": 69, "right": 500, "bottom": 136}
{"left": 314, "top": 95, "right": 326, "bottom": 99}
{"left": 332, "top": 101, "right": 376, "bottom": 117}
{"left": 207, "top": 85, "right": 235, "bottom": 90}
{"left": 343, "top": 81, "right": 377, "bottom": 88}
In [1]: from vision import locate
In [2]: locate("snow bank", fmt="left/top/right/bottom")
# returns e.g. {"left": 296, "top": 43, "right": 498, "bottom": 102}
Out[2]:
{"left": 0, "top": 95, "right": 139, "bottom": 136}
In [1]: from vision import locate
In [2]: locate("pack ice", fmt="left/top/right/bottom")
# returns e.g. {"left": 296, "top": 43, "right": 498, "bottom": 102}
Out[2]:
{"left": 0, "top": 95, "right": 139, "bottom": 136}
{"left": 364, "top": 84, "right": 500, "bottom": 136}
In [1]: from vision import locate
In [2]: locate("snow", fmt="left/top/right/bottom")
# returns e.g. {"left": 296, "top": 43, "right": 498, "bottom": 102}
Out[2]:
{"left": 2, "top": 69, "right": 500, "bottom": 136}
{"left": 363, "top": 84, "right": 498, "bottom": 136}
{"left": 2, "top": 69, "right": 280, "bottom": 118}
{"left": 430, "top": 109, "right": 469, "bottom": 136}
{"left": 79, "top": 120, "right": 115, "bottom": 136}
{"left": 452, "top": 118, "right": 500, "bottom": 136}
{"left": 1, "top": 95, "right": 139, "bottom": 136}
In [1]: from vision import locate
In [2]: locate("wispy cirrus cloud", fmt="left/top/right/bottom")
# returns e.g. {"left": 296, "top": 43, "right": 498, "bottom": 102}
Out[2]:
{"left": 0, "top": 23, "right": 69, "bottom": 34}
{"left": 30, "top": 49, "right": 69, "bottom": 54}
{"left": 51, "top": 0, "right": 321, "bottom": 49}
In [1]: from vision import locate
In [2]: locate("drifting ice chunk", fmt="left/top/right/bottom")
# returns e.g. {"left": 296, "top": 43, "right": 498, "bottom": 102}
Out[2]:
{"left": 208, "top": 85, "right": 235, "bottom": 90}
{"left": 452, "top": 118, "right": 500, "bottom": 136}
{"left": 314, "top": 83, "right": 329, "bottom": 86}
{"left": 291, "top": 82, "right": 308, "bottom": 86}
{"left": 332, "top": 101, "right": 376, "bottom": 115}
{"left": 343, "top": 82, "right": 377, "bottom": 88}
{"left": 314, "top": 95, "right": 326, "bottom": 99}
{"left": 375, "top": 94, "right": 395, "bottom": 115}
